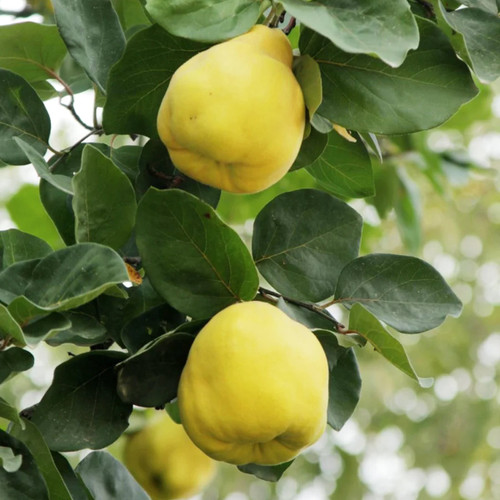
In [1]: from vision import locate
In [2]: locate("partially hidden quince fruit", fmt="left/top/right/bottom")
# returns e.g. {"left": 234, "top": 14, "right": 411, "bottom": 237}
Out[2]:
{"left": 157, "top": 25, "right": 305, "bottom": 194}
{"left": 123, "top": 414, "right": 216, "bottom": 500}
{"left": 178, "top": 301, "right": 329, "bottom": 465}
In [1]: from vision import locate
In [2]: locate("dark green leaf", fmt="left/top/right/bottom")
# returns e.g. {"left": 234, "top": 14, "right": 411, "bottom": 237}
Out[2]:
{"left": 349, "top": 304, "right": 432, "bottom": 386}
{"left": 253, "top": 189, "right": 362, "bottom": 302}
{"left": 121, "top": 303, "right": 186, "bottom": 353}
{"left": 52, "top": 0, "right": 126, "bottom": 93}
{"left": 45, "top": 311, "right": 107, "bottom": 347}
{"left": 136, "top": 188, "right": 259, "bottom": 318}
{"left": 0, "top": 304, "right": 26, "bottom": 346}
{"left": 0, "top": 69, "right": 50, "bottom": 165}
{"left": 145, "top": 0, "right": 260, "bottom": 42}
{"left": 76, "top": 451, "right": 149, "bottom": 500}
{"left": 51, "top": 452, "right": 90, "bottom": 500}
{"left": 307, "top": 132, "right": 374, "bottom": 198}
{"left": 282, "top": 0, "right": 419, "bottom": 67}
{"left": 293, "top": 55, "right": 322, "bottom": 119}
{"left": 22, "top": 313, "right": 71, "bottom": 346}
{"left": 300, "top": 18, "right": 478, "bottom": 134}
{"left": 9, "top": 419, "right": 73, "bottom": 500}
{"left": 30, "top": 351, "right": 132, "bottom": 451}
{"left": 14, "top": 138, "right": 73, "bottom": 194}
{"left": 291, "top": 128, "right": 328, "bottom": 171}
{"left": 238, "top": 460, "right": 294, "bottom": 482}
{"left": 72, "top": 145, "right": 137, "bottom": 250}
{"left": 103, "top": 25, "right": 206, "bottom": 138}
{"left": 0, "top": 229, "right": 51, "bottom": 270}
{"left": 117, "top": 333, "right": 194, "bottom": 407}
{"left": 7, "top": 296, "right": 48, "bottom": 328}
{"left": 334, "top": 254, "right": 463, "bottom": 333}
{"left": 314, "top": 330, "right": 361, "bottom": 430}
{"left": 136, "top": 139, "right": 220, "bottom": 207}
{"left": 0, "top": 429, "right": 49, "bottom": 500}
{"left": 0, "top": 22, "right": 66, "bottom": 99}
{"left": 24, "top": 243, "right": 129, "bottom": 311}
{"left": 395, "top": 169, "right": 421, "bottom": 253}
{"left": 0, "top": 259, "right": 39, "bottom": 304}
{"left": 440, "top": 4, "right": 500, "bottom": 82}
{"left": 277, "top": 297, "right": 342, "bottom": 332}
{"left": 0, "top": 347, "right": 34, "bottom": 383}
{"left": 107, "top": 145, "right": 142, "bottom": 184}
{"left": 6, "top": 185, "right": 63, "bottom": 250}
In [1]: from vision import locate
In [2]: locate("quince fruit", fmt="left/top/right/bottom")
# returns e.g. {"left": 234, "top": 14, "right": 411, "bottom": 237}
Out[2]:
{"left": 178, "top": 301, "right": 328, "bottom": 465}
{"left": 123, "top": 414, "right": 216, "bottom": 500}
{"left": 157, "top": 25, "right": 305, "bottom": 193}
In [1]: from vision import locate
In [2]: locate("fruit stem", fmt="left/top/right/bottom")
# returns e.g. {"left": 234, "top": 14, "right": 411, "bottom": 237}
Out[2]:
{"left": 258, "top": 287, "right": 345, "bottom": 332}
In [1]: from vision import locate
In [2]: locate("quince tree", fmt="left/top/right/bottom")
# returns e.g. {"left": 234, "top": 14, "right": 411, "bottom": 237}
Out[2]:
{"left": 0, "top": 0, "right": 498, "bottom": 498}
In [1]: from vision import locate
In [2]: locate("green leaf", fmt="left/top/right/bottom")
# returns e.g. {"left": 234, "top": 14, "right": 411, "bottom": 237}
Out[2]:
{"left": 314, "top": 331, "right": 361, "bottom": 430}
{"left": 0, "top": 22, "right": 66, "bottom": 99}
{"left": 51, "top": 452, "right": 90, "bottom": 500}
{"left": 145, "top": 0, "right": 260, "bottom": 42}
{"left": 121, "top": 303, "right": 185, "bottom": 353}
{"left": 0, "top": 229, "right": 52, "bottom": 270}
{"left": 45, "top": 311, "right": 107, "bottom": 347}
{"left": 0, "top": 259, "right": 39, "bottom": 304}
{"left": 117, "top": 332, "right": 194, "bottom": 407}
{"left": 76, "top": 451, "right": 149, "bottom": 500}
{"left": 103, "top": 25, "right": 207, "bottom": 138}
{"left": 291, "top": 127, "right": 328, "bottom": 171}
{"left": 460, "top": 0, "right": 498, "bottom": 14}
{"left": 136, "top": 139, "right": 220, "bottom": 207}
{"left": 394, "top": 169, "right": 421, "bottom": 254}
{"left": 0, "top": 397, "right": 24, "bottom": 429}
{"left": 72, "top": 145, "right": 137, "bottom": 250}
{"left": 22, "top": 313, "right": 71, "bottom": 346}
{"left": 293, "top": 55, "right": 322, "bottom": 119}
{"left": 282, "top": 0, "right": 419, "bottom": 67}
{"left": 0, "top": 69, "right": 50, "bottom": 165}
{"left": 238, "top": 460, "right": 294, "bottom": 482}
{"left": 23, "top": 243, "right": 129, "bottom": 311}
{"left": 14, "top": 138, "right": 73, "bottom": 194}
{"left": 334, "top": 254, "right": 463, "bottom": 333}
{"left": 51, "top": 0, "right": 126, "bottom": 93}
{"left": 0, "top": 304, "right": 26, "bottom": 346}
{"left": 7, "top": 296, "right": 48, "bottom": 328}
{"left": 300, "top": 18, "right": 479, "bottom": 134}
{"left": 107, "top": 145, "right": 142, "bottom": 185}
{"left": 40, "top": 146, "right": 86, "bottom": 246}
{"left": 349, "top": 304, "right": 432, "bottom": 386}
{"left": 6, "top": 185, "right": 64, "bottom": 250}
{"left": 440, "top": 4, "right": 500, "bottom": 83}
{"left": 0, "top": 446, "right": 22, "bottom": 473}
{"left": 136, "top": 188, "right": 259, "bottom": 318}
{"left": 307, "top": 132, "right": 374, "bottom": 198}
{"left": 112, "top": 0, "right": 151, "bottom": 33}
{"left": 0, "top": 347, "right": 34, "bottom": 383}
{"left": 253, "top": 189, "right": 362, "bottom": 302}
{"left": 0, "top": 429, "right": 49, "bottom": 500}
{"left": 10, "top": 419, "right": 73, "bottom": 500}
{"left": 30, "top": 351, "right": 132, "bottom": 451}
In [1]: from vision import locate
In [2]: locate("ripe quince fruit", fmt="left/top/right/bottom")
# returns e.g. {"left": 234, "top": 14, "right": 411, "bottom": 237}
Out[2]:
{"left": 157, "top": 25, "right": 305, "bottom": 194}
{"left": 123, "top": 414, "right": 216, "bottom": 500}
{"left": 178, "top": 301, "right": 329, "bottom": 465}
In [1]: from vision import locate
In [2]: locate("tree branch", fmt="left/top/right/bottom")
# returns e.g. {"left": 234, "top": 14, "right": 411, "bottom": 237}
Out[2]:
{"left": 258, "top": 286, "right": 346, "bottom": 333}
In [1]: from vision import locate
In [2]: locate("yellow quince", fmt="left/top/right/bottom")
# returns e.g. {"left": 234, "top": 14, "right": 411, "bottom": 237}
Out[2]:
{"left": 157, "top": 25, "right": 305, "bottom": 193}
{"left": 123, "top": 414, "right": 216, "bottom": 500}
{"left": 178, "top": 301, "right": 328, "bottom": 465}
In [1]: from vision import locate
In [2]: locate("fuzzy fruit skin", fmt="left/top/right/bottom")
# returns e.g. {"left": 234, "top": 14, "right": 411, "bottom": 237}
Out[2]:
{"left": 123, "top": 415, "right": 215, "bottom": 500}
{"left": 178, "top": 301, "right": 329, "bottom": 465}
{"left": 157, "top": 25, "right": 305, "bottom": 194}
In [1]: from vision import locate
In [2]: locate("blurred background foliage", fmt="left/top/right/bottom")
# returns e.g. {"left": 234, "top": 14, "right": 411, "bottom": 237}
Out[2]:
{"left": 0, "top": 1, "right": 499, "bottom": 499}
